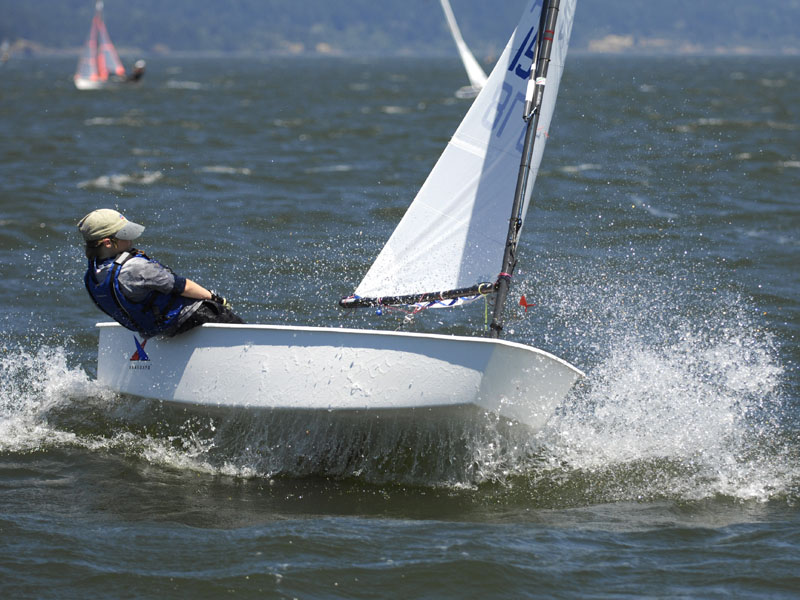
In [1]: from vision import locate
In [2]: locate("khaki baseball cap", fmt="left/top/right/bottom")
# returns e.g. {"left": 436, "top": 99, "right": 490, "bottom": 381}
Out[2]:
{"left": 78, "top": 208, "right": 145, "bottom": 242}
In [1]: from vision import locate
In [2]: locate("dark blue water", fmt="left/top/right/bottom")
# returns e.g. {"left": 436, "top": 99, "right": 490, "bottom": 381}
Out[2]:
{"left": 1, "top": 54, "right": 798, "bottom": 598}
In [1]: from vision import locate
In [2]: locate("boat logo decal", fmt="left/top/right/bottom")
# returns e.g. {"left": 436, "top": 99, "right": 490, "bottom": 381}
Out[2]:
{"left": 130, "top": 336, "right": 150, "bottom": 361}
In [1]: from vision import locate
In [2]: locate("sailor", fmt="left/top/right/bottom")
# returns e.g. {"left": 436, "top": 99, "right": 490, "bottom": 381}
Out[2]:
{"left": 78, "top": 208, "right": 243, "bottom": 339}
{"left": 127, "top": 59, "right": 145, "bottom": 82}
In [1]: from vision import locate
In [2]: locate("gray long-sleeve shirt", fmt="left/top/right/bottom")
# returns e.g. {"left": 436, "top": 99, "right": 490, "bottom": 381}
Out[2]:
{"left": 90, "top": 252, "right": 201, "bottom": 327}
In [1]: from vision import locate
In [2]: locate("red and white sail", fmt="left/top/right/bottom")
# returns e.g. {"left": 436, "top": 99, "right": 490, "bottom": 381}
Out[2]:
{"left": 74, "top": 1, "right": 126, "bottom": 89}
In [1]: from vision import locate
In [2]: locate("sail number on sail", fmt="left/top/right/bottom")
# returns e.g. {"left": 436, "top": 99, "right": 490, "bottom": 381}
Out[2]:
{"left": 482, "top": 0, "right": 572, "bottom": 152}
{"left": 482, "top": 20, "right": 546, "bottom": 152}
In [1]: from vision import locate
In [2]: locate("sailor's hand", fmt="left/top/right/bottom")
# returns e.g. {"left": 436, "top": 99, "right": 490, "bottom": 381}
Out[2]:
{"left": 210, "top": 293, "right": 232, "bottom": 310}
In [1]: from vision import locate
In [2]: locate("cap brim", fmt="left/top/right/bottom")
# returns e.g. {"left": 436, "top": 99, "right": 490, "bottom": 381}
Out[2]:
{"left": 115, "top": 221, "right": 145, "bottom": 240}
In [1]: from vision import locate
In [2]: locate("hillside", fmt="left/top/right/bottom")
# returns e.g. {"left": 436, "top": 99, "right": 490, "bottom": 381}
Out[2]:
{"left": 1, "top": 0, "right": 798, "bottom": 56}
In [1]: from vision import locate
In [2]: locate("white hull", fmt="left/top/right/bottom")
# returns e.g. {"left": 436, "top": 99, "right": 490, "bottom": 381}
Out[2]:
{"left": 74, "top": 76, "right": 120, "bottom": 90}
{"left": 454, "top": 84, "right": 482, "bottom": 100}
{"left": 96, "top": 323, "right": 583, "bottom": 431}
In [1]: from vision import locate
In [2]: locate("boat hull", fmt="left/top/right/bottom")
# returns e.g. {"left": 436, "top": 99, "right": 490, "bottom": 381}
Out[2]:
{"left": 74, "top": 76, "right": 120, "bottom": 90}
{"left": 455, "top": 84, "right": 482, "bottom": 99}
{"left": 96, "top": 323, "right": 583, "bottom": 431}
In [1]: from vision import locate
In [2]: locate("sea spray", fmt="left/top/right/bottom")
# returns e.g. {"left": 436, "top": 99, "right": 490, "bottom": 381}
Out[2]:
{"left": 0, "top": 344, "right": 94, "bottom": 452}
{"left": 519, "top": 258, "right": 796, "bottom": 505}
{"left": 1, "top": 306, "right": 795, "bottom": 502}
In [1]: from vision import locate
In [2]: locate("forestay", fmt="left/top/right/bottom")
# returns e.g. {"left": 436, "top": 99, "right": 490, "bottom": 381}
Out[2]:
{"left": 352, "top": 0, "right": 576, "bottom": 305}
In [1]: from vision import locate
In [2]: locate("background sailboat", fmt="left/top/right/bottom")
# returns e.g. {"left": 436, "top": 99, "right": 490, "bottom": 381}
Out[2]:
{"left": 0, "top": 39, "right": 10, "bottom": 65}
{"left": 439, "top": 0, "right": 488, "bottom": 99}
{"left": 95, "top": 0, "right": 581, "bottom": 432}
{"left": 74, "top": 1, "right": 126, "bottom": 90}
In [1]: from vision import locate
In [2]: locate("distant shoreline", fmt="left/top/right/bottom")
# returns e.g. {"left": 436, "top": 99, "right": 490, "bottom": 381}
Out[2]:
{"left": 6, "top": 48, "right": 800, "bottom": 61}
{"left": 3, "top": 37, "right": 799, "bottom": 60}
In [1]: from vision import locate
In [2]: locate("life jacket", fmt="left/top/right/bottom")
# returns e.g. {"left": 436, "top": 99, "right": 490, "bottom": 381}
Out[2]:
{"left": 84, "top": 250, "right": 194, "bottom": 338}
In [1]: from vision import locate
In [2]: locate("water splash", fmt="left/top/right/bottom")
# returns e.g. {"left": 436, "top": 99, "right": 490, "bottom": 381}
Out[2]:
{"left": 0, "top": 342, "right": 232, "bottom": 475}
{"left": 0, "top": 345, "right": 96, "bottom": 452}
{"left": 520, "top": 262, "right": 797, "bottom": 505}
{"left": 1, "top": 290, "right": 795, "bottom": 505}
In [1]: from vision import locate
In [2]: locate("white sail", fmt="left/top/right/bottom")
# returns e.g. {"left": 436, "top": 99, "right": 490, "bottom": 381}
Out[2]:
{"left": 93, "top": 0, "right": 585, "bottom": 433}
{"left": 355, "top": 0, "right": 576, "bottom": 302}
{"left": 439, "top": 0, "right": 488, "bottom": 91}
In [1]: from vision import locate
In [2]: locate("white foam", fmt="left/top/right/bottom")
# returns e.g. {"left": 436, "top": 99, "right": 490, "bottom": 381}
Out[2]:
{"left": 83, "top": 114, "right": 146, "bottom": 127}
{"left": 304, "top": 164, "right": 354, "bottom": 174}
{"left": 165, "top": 80, "right": 204, "bottom": 90}
{"left": 380, "top": 106, "right": 412, "bottom": 115}
{"left": 77, "top": 171, "right": 163, "bottom": 191}
{"left": 560, "top": 163, "right": 601, "bottom": 174}
{"left": 0, "top": 345, "right": 107, "bottom": 452}
{"left": 532, "top": 276, "right": 792, "bottom": 503}
{"left": 198, "top": 165, "right": 252, "bottom": 175}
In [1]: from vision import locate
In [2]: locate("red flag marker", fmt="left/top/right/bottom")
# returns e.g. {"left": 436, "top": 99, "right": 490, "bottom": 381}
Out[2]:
{"left": 519, "top": 295, "right": 535, "bottom": 312}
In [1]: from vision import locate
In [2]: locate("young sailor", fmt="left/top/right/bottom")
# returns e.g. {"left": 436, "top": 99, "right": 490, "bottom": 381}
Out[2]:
{"left": 126, "top": 59, "right": 145, "bottom": 82}
{"left": 78, "top": 208, "right": 243, "bottom": 338}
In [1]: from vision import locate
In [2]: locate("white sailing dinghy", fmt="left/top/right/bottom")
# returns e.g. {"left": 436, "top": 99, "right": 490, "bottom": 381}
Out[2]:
{"left": 439, "top": 0, "right": 488, "bottom": 99}
{"left": 74, "top": 1, "right": 127, "bottom": 90}
{"left": 96, "top": 0, "right": 582, "bottom": 432}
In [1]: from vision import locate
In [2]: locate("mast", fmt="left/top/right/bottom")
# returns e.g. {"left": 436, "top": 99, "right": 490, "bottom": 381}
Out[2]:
{"left": 489, "top": 0, "right": 561, "bottom": 339}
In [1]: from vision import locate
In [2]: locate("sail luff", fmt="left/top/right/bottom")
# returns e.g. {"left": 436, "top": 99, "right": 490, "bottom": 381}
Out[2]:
{"left": 76, "top": 15, "right": 100, "bottom": 81}
{"left": 490, "top": 0, "right": 562, "bottom": 338}
{"left": 96, "top": 9, "right": 126, "bottom": 78}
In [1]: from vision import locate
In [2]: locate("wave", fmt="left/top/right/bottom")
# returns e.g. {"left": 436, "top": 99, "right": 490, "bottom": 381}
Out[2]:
{"left": 165, "top": 80, "right": 205, "bottom": 90}
{"left": 77, "top": 171, "right": 163, "bottom": 192}
{"left": 197, "top": 165, "right": 252, "bottom": 176}
{"left": 559, "top": 163, "right": 601, "bottom": 174}
{"left": 304, "top": 164, "right": 354, "bottom": 174}
{"left": 83, "top": 115, "right": 148, "bottom": 127}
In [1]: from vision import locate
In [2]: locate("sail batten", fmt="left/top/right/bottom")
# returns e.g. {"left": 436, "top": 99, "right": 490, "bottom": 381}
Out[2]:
{"left": 346, "top": 0, "right": 575, "bottom": 310}
{"left": 448, "top": 135, "right": 488, "bottom": 159}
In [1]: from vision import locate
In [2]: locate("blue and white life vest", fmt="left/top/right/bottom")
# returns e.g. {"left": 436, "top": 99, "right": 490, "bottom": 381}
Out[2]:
{"left": 84, "top": 251, "right": 193, "bottom": 338}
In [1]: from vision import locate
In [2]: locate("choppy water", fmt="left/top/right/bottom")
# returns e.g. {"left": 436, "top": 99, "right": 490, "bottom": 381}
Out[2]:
{"left": 1, "top": 54, "right": 799, "bottom": 598}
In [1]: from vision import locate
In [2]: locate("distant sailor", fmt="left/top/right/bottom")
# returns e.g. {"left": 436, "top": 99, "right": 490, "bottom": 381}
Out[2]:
{"left": 78, "top": 208, "right": 243, "bottom": 339}
{"left": 127, "top": 59, "right": 145, "bottom": 82}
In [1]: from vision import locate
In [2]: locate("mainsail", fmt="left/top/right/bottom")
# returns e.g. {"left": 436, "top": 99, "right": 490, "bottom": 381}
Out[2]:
{"left": 74, "top": 1, "right": 126, "bottom": 87}
{"left": 439, "top": 0, "right": 488, "bottom": 94}
{"left": 343, "top": 0, "right": 576, "bottom": 310}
